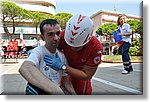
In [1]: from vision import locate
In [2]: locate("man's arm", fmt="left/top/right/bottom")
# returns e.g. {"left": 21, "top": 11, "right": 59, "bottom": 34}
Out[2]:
{"left": 19, "top": 61, "right": 64, "bottom": 95}
{"left": 44, "top": 55, "right": 98, "bottom": 80}
{"left": 66, "top": 65, "right": 97, "bottom": 80}
{"left": 118, "top": 32, "right": 132, "bottom": 36}
{"left": 61, "top": 76, "right": 76, "bottom": 95}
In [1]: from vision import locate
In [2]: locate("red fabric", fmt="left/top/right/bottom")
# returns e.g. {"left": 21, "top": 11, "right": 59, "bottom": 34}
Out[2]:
{"left": 59, "top": 31, "right": 103, "bottom": 94}
{"left": 117, "top": 40, "right": 124, "bottom": 47}
{"left": 6, "top": 45, "right": 12, "bottom": 56}
{"left": 12, "top": 39, "right": 18, "bottom": 51}
{"left": 69, "top": 76, "right": 92, "bottom": 95}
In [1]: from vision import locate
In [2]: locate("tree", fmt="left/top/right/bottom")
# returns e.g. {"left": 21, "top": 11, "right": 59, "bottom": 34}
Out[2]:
{"left": 54, "top": 12, "right": 72, "bottom": 29}
{"left": 127, "top": 20, "right": 143, "bottom": 56}
{"left": 30, "top": 11, "right": 52, "bottom": 34}
{"left": 30, "top": 12, "right": 72, "bottom": 34}
{"left": 0, "top": 0, "right": 26, "bottom": 41}
{"left": 127, "top": 20, "right": 143, "bottom": 40}
{"left": 96, "top": 23, "right": 117, "bottom": 36}
{"left": 96, "top": 23, "right": 117, "bottom": 55}
{"left": 127, "top": 20, "right": 139, "bottom": 42}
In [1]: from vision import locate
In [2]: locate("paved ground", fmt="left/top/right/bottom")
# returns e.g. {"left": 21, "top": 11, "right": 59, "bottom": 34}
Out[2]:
{"left": 0, "top": 59, "right": 143, "bottom": 95}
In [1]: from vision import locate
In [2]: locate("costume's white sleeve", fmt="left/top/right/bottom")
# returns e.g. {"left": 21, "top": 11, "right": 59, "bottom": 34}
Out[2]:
{"left": 26, "top": 48, "right": 41, "bottom": 68}
{"left": 126, "top": 24, "right": 132, "bottom": 33}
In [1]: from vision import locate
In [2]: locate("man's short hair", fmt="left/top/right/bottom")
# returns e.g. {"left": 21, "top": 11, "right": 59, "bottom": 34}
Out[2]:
{"left": 40, "top": 19, "right": 59, "bottom": 35}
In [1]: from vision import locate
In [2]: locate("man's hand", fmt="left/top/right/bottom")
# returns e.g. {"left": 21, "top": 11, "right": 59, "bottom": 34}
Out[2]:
{"left": 44, "top": 53, "right": 64, "bottom": 70}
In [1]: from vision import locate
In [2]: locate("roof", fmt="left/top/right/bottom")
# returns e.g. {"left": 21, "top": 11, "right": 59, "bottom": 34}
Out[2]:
{"left": 90, "top": 9, "right": 142, "bottom": 20}
{"left": 12, "top": 0, "right": 56, "bottom": 8}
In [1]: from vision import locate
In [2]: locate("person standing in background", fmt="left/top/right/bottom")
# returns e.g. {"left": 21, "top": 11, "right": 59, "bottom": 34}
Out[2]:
{"left": 12, "top": 39, "right": 18, "bottom": 58}
{"left": 117, "top": 15, "right": 133, "bottom": 74}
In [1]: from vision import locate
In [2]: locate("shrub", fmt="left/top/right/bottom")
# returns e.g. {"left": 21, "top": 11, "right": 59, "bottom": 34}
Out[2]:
{"left": 129, "top": 47, "right": 138, "bottom": 56}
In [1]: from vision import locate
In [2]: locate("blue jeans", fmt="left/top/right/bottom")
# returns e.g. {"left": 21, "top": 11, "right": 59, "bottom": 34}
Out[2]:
{"left": 120, "top": 42, "right": 132, "bottom": 71}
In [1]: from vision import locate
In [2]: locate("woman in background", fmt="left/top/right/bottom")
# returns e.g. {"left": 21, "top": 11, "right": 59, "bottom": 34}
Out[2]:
{"left": 117, "top": 15, "right": 133, "bottom": 74}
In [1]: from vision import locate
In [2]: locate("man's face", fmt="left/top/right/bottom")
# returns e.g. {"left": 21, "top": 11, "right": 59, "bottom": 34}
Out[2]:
{"left": 42, "top": 24, "right": 60, "bottom": 52}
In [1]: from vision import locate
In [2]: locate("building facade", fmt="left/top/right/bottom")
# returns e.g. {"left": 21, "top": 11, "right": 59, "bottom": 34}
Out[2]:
{"left": 12, "top": 0, "right": 56, "bottom": 15}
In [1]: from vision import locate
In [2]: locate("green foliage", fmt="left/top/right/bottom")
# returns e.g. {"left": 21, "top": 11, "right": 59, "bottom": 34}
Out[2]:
{"left": 96, "top": 20, "right": 143, "bottom": 37}
{"left": 127, "top": 20, "right": 143, "bottom": 34}
{"left": 136, "top": 21, "right": 143, "bottom": 34}
{"left": 129, "top": 47, "right": 138, "bottom": 56}
{"left": 132, "top": 39, "right": 141, "bottom": 47}
{"left": 29, "top": 11, "right": 52, "bottom": 34}
{"left": 54, "top": 12, "right": 72, "bottom": 29}
{"left": 127, "top": 20, "right": 139, "bottom": 33}
{"left": 1, "top": 0, "right": 22, "bottom": 18}
{"left": 113, "top": 39, "right": 143, "bottom": 56}
{"left": 130, "top": 39, "right": 143, "bottom": 56}
{"left": 96, "top": 23, "right": 117, "bottom": 36}
{"left": 0, "top": 0, "right": 26, "bottom": 40}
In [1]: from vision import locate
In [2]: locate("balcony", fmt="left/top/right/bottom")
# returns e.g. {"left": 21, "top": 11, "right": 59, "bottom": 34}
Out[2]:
{"left": 17, "top": 3, "right": 55, "bottom": 14}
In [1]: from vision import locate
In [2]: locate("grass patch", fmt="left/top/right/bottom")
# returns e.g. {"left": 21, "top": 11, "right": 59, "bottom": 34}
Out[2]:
{"left": 102, "top": 55, "right": 143, "bottom": 62}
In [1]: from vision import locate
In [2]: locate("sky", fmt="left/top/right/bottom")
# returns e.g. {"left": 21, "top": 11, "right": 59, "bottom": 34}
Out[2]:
{"left": 55, "top": 0, "right": 143, "bottom": 17}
